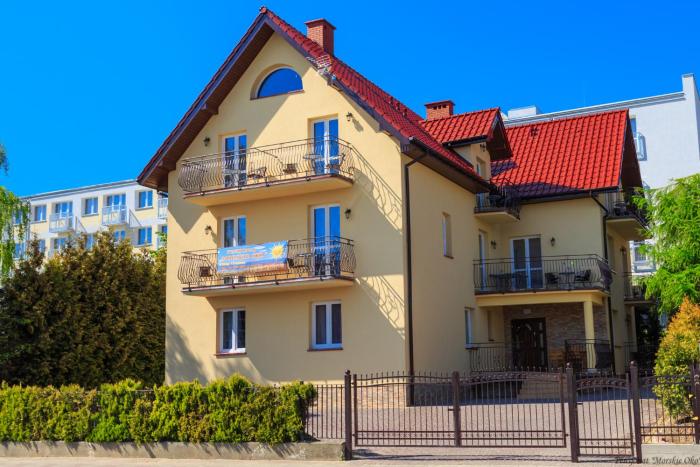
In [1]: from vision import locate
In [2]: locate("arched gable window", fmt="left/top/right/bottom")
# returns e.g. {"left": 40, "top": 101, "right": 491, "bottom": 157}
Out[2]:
{"left": 256, "top": 68, "right": 303, "bottom": 98}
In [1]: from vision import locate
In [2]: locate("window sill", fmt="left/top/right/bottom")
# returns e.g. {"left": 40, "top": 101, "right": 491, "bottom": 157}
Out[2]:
{"left": 444, "top": 254, "right": 454, "bottom": 259}
{"left": 82, "top": 213, "right": 98, "bottom": 217}
{"left": 30, "top": 220, "right": 46, "bottom": 224}
{"left": 135, "top": 206, "right": 153, "bottom": 211}
{"left": 308, "top": 347, "right": 343, "bottom": 352}
{"left": 215, "top": 351, "right": 247, "bottom": 358}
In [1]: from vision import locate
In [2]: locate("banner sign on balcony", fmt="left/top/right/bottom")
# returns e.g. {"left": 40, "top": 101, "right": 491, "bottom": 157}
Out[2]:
{"left": 217, "top": 241, "right": 288, "bottom": 276}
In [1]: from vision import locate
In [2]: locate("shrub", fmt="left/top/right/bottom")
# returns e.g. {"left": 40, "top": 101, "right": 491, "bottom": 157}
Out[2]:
{"left": 654, "top": 298, "right": 700, "bottom": 418}
{"left": 0, "top": 376, "right": 315, "bottom": 444}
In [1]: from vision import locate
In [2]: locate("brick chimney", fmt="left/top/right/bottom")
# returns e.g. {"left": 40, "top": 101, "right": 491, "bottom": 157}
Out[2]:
{"left": 424, "top": 100, "right": 455, "bottom": 120}
{"left": 305, "top": 19, "right": 336, "bottom": 55}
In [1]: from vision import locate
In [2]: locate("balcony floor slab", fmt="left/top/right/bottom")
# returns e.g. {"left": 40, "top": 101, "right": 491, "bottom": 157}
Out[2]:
{"left": 182, "top": 275, "right": 354, "bottom": 296}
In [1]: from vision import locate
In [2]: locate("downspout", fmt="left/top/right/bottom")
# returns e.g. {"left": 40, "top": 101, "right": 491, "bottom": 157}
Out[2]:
{"left": 592, "top": 192, "right": 616, "bottom": 366}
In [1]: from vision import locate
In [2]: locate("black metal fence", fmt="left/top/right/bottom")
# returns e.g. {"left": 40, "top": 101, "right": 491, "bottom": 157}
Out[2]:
{"left": 306, "top": 364, "right": 700, "bottom": 462}
{"left": 177, "top": 236, "right": 355, "bottom": 290}
{"left": 602, "top": 190, "right": 647, "bottom": 225}
{"left": 473, "top": 255, "right": 612, "bottom": 294}
{"left": 475, "top": 179, "right": 521, "bottom": 219}
{"left": 177, "top": 137, "right": 356, "bottom": 194}
{"left": 564, "top": 339, "right": 614, "bottom": 373}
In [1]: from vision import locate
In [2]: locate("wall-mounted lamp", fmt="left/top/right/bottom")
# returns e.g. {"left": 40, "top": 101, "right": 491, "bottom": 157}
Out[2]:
{"left": 345, "top": 112, "right": 353, "bottom": 122}
{"left": 550, "top": 237, "right": 556, "bottom": 247}
{"left": 620, "top": 246, "right": 627, "bottom": 254}
{"left": 203, "top": 136, "right": 211, "bottom": 147}
{"left": 344, "top": 208, "right": 352, "bottom": 220}
{"left": 204, "top": 225, "right": 213, "bottom": 236}
{"left": 490, "top": 240, "right": 497, "bottom": 250}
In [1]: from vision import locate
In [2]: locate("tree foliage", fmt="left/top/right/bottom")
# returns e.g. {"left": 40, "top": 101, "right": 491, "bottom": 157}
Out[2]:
{"left": 635, "top": 174, "right": 700, "bottom": 314}
{"left": 0, "top": 232, "right": 165, "bottom": 387}
{"left": 0, "top": 142, "right": 29, "bottom": 278}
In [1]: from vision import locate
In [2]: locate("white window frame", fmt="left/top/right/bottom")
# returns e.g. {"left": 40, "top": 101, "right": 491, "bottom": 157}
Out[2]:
{"left": 311, "top": 301, "right": 342, "bottom": 350}
{"left": 465, "top": 307, "right": 474, "bottom": 347}
{"left": 221, "top": 216, "right": 246, "bottom": 248}
{"left": 53, "top": 237, "right": 67, "bottom": 251}
{"left": 83, "top": 197, "right": 99, "bottom": 216}
{"left": 113, "top": 230, "right": 127, "bottom": 242}
{"left": 32, "top": 205, "right": 47, "bottom": 223}
{"left": 136, "top": 190, "right": 153, "bottom": 210}
{"left": 137, "top": 227, "right": 152, "bottom": 246}
{"left": 53, "top": 201, "right": 73, "bottom": 217}
{"left": 510, "top": 236, "right": 543, "bottom": 289}
{"left": 219, "top": 308, "right": 246, "bottom": 354}
{"left": 105, "top": 193, "right": 126, "bottom": 207}
{"left": 442, "top": 212, "right": 452, "bottom": 258}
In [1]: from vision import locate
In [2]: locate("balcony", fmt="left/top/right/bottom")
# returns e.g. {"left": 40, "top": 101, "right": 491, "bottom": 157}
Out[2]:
{"left": 623, "top": 273, "right": 653, "bottom": 303}
{"left": 49, "top": 213, "right": 83, "bottom": 234}
{"left": 157, "top": 197, "right": 168, "bottom": 219}
{"left": 564, "top": 339, "right": 614, "bottom": 374}
{"left": 474, "top": 179, "right": 521, "bottom": 223}
{"left": 178, "top": 236, "right": 355, "bottom": 296}
{"left": 602, "top": 190, "right": 647, "bottom": 241}
{"left": 634, "top": 132, "right": 647, "bottom": 161}
{"left": 474, "top": 255, "right": 612, "bottom": 295}
{"left": 178, "top": 137, "right": 356, "bottom": 206}
{"left": 101, "top": 205, "right": 131, "bottom": 227}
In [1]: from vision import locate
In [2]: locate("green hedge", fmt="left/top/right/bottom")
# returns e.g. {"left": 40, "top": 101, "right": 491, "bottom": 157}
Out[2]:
{"left": 0, "top": 376, "right": 316, "bottom": 443}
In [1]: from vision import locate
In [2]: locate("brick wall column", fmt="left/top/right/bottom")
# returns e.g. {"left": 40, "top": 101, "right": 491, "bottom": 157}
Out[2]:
{"left": 583, "top": 300, "right": 596, "bottom": 368}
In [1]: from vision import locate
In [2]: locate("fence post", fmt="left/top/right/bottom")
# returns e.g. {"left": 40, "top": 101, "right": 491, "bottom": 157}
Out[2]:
{"left": 629, "top": 362, "right": 643, "bottom": 463}
{"left": 566, "top": 363, "right": 579, "bottom": 463}
{"left": 451, "top": 371, "right": 462, "bottom": 447}
{"left": 344, "top": 370, "right": 353, "bottom": 460}
{"left": 691, "top": 364, "right": 700, "bottom": 444}
{"left": 352, "top": 373, "right": 358, "bottom": 449}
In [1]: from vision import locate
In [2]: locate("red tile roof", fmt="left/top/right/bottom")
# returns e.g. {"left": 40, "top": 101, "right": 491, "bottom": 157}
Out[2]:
{"left": 262, "top": 8, "right": 482, "bottom": 180}
{"left": 495, "top": 110, "right": 633, "bottom": 198}
{"left": 420, "top": 108, "right": 500, "bottom": 144}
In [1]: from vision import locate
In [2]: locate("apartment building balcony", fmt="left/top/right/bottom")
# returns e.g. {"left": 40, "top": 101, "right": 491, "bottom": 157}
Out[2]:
{"left": 177, "top": 137, "right": 356, "bottom": 206}
{"left": 49, "top": 213, "right": 84, "bottom": 234}
{"left": 623, "top": 273, "right": 653, "bottom": 303}
{"left": 157, "top": 198, "right": 168, "bottom": 219}
{"left": 602, "top": 190, "right": 647, "bottom": 241}
{"left": 178, "top": 236, "right": 356, "bottom": 296}
{"left": 474, "top": 179, "right": 521, "bottom": 223}
{"left": 101, "top": 205, "right": 131, "bottom": 227}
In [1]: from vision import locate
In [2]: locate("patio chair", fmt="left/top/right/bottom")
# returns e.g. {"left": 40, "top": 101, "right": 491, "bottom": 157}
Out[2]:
{"left": 545, "top": 272, "right": 559, "bottom": 288}
{"left": 574, "top": 269, "right": 592, "bottom": 286}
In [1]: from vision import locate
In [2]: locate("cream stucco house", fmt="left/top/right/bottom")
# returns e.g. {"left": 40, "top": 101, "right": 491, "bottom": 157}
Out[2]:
{"left": 137, "top": 8, "right": 648, "bottom": 384}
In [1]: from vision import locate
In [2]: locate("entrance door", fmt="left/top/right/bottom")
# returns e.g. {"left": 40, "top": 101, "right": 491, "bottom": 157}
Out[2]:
{"left": 511, "top": 318, "right": 548, "bottom": 368}
{"left": 313, "top": 205, "right": 340, "bottom": 275}
{"left": 511, "top": 237, "right": 543, "bottom": 289}
{"left": 223, "top": 134, "right": 247, "bottom": 187}
{"left": 312, "top": 118, "right": 339, "bottom": 174}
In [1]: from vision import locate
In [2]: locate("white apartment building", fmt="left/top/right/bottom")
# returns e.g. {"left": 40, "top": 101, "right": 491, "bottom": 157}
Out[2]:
{"left": 505, "top": 73, "right": 700, "bottom": 274}
{"left": 17, "top": 180, "right": 168, "bottom": 258}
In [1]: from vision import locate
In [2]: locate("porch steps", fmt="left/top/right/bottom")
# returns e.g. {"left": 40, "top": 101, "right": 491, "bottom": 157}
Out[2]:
{"left": 517, "top": 375, "right": 567, "bottom": 400}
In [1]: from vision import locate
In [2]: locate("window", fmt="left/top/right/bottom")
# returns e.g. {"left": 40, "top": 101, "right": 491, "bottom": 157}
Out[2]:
{"left": 33, "top": 205, "right": 46, "bottom": 223}
{"left": 312, "top": 302, "right": 342, "bottom": 349}
{"left": 53, "top": 237, "right": 67, "bottom": 252}
{"left": 137, "top": 227, "right": 152, "bottom": 246}
{"left": 105, "top": 194, "right": 126, "bottom": 207}
{"left": 478, "top": 231, "right": 487, "bottom": 289}
{"left": 85, "top": 234, "right": 95, "bottom": 249}
{"left": 219, "top": 309, "right": 246, "bottom": 353}
{"left": 157, "top": 225, "right": 167, "bottom": 248}
{"left": 13, "top": 211, "right": 23, "bottom": 225}
{"left": 511, "top": 237, "right": 543, "bottom": 289}
{"left": 312, "top": 118, "right": 339, "bottom": 175}
{"left": 634, "top": 242, "right": 647, "bottom": 262}
{"left": 137, "top": 191, "right": 153, "bottom": 209}
{"left": 475, "top": 157, "right": 487, "bottom": 178}
{"left": 630, "top": 117, "right": 637, "bottom": 136}
{"left": 442, "top": 213, "right": 452, "bottom": 258}
{"left": 37, "top": 239, "right": 46, "bottom": 253}
{"left": 13, "top": 243, "right": 24, "bottom": 259}
{"left": 53, "top": 201, "right": 73, "bottom": 218}
{"left": 465, "top": 307, "right": 473, "bottom": 346}
{"left": 83, "top": 197, "right": 98, "bottom": 216}
{"left": 222, "top": 134, "right": 247, "bottom": 188}
{"left": 113, "top": 230, "right": 127, "bottom": 242}
{"left": 222, "top": 216, "right": 246, "bottom": 247}
{"left": 256, "top": 68, "right": 302, "bottom": 98}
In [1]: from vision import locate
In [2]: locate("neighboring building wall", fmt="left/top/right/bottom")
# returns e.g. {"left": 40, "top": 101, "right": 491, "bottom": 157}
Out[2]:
{"left": 165, "top": 33, "right": 407, "bottom": 384}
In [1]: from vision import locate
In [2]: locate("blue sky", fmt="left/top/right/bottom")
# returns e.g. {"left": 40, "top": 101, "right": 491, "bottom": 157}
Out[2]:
{"left": 1, "top": 0, "right": 698, "bottom": 196}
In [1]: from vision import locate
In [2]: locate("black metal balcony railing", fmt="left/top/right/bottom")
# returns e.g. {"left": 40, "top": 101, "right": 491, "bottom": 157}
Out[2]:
{"left": 622, "top": 342, "right": 657, "bottom": 370}
{"left": 623, "top": 273, "right": 648, "bottom": 301}
{"left": 475, "top": 178, "right": 521, "bottom": 218}
{"left": 564, "top": 339, "right": 613, "bottom": 373}
{"left": 473, "top": 255, "right": 612, "bottom": 294}
{"left": 602, "top": 190, "right": 647, "bottom": 225}
{"left": 178, "top": 236, "right": 355, "bottom": 289}
{"left": 178, "top": 137, "right": 357, "bottom": 195}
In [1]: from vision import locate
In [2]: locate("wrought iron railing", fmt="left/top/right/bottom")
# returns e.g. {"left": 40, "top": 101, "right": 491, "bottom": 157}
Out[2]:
{"left": 564, "top": 339, "right": 613, "bottom": 373}
{"left": 157, "top": 197, "right": 168, "bottom": 219}
{"left": 475, "top": 178, "right": 521, "bottom": 218}
{"left": 177, "top": 137, "right": 357, "bottom": 194}
{"left": 602, "top": 190, "right": 647, "bottom": 225}
{"left": 178, "top": 236, "right": 355, "bottom": 289}
{"left": 623, "top": 341, "right": 657, "bottom": 370}
{"left": 623, "top": 273, "right": 648, "bottom": 301}
{"left": 473, "top": 255, "right": 612, "bottom": 294}
{"left": 101, "top": 205, "right": 130, "bottom": 226}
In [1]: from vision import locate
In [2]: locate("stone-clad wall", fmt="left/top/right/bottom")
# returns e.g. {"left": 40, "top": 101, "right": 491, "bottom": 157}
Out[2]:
{"left": 502, "top": 302, "right": 608, "bottom": 368}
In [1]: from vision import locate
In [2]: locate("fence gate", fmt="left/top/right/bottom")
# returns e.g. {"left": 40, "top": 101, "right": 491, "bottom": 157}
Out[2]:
{"left": 567, "top": 366, "right": 640, "bottom": 462}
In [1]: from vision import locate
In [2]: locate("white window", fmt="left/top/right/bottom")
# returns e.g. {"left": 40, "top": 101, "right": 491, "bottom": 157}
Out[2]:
{"left": 137, "top": 227, "right": 152, "bottom": 246}
{"left": 85, "top": 234, "right": 96, "bottom": 249}
{"left": 222, "top": 216, "right": 246, "bottom": 247}
{"left": 37, "top": 239, "right": 46, "bottom": 253}
{"left": 83, "top": 197, "right": 98, "bottom": 216}
{"left": 442, "top": 212, "right": 452, "bottom": 258}
{"left": 219, "top": 309, "right": 246, "bottom": 353}
{"left": 33, "top": 205, "right": 46, "bottom": 223}
{"left": 475, "top": 157, "right": 487, "bottom": 178}
{"left": 53, "top": 201, "right": 73, "bottom": 217}
{"left": 53, "top": 237, "right": 67, "bottom": 252}
{"left": 465, "top": 307, "right": 473, "bottom": 346}
{"left": 157, "top": 225, "right": 167, "bottom": 248}
{"left": 222, "top": 134, "right": 247, "bottom": 188}
{"left": 137, "top": 191, "right": 153, "bottom": 209}
{"left": 312, "top": 301, "right": 342, "bottom": 349}
{"left": 105, "top": 193, "right": 126, "bottom": 207}
{"left": 113, "top": 230, "right": 127, "bottom": 242}
{"left": 13, "top": 243, "right": 25, "bottom": 259}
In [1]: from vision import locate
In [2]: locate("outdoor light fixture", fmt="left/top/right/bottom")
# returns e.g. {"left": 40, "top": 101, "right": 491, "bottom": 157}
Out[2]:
{"left": 344, "top": 208, "right": 352, "bottom": 219}
{"left": 203, "top": 136, "right": 211, "bottom": 147}
{"left": 204, "top": 225, "right": 213, "bottom": 235}
{"left": 345, "top": 112, "right": 353, "bottom": 122}
{"left": 490, "top": 240, "right": 497, "bottom": 249}
{"left": 550, "top": 237, "right": 556, "bottom": 247}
